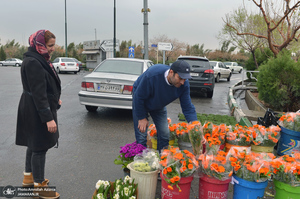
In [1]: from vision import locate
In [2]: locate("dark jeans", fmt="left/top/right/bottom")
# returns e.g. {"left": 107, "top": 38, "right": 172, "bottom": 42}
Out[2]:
{"left": 133, "top": 103, "right": 169, "bottom": 152}
{"left": 25, "top": 147, "right": 48, "bottom": 183}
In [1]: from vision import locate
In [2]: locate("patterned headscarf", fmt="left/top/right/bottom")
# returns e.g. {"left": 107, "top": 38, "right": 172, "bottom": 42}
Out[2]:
{"left": 28, "top": 30, "right": 58, "bottom": 79}
{"left": 28, "top": 29, "right": 50, "bottom": 61}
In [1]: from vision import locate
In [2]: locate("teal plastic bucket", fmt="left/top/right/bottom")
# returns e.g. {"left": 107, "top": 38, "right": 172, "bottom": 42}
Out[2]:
{"left": 233, "top": 175, "right": 268, "bottom": 199}
{"left": 277, "top": 126, "right": 300, "bottom": 156}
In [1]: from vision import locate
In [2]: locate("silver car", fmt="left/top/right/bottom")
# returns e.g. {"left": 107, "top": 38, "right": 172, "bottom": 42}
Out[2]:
{"left": 0, "top": 58, "right": 23, "bottom": 67}
{"left": 209, "top": 61, "right": 232, "bottom": 82}
{"left": 78, "top": 58, "right": 154, "bottom": 112}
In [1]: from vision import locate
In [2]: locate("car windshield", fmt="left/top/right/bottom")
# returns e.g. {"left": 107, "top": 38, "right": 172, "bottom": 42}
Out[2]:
{"left": 224, "top": 62, "right": 231, "bottom": 66}
{"left": 179, "top": 58, "right": 210, "bottom": 68}
{"left": 94, "top": 60, "right": 143, "bottom": 75}
{"left": 61, "top": 58, "right": 75, "bottom": 62}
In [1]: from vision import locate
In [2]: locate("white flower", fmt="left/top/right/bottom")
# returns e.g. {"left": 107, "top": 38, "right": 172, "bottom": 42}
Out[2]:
{"left": 95, "top": 180, "right": 103, "bottom": 190}
{"left": 116, "top": 185, "right": 121, "bottom": 192}
{"left": 129, "top": 196, "right": 136, "bottom": 199}
{"left": 95, "top": 180, "right": 110, "bottom": 190}
{"left": 124, "top": 187, "right": 129, "bottom": 196}
{"left": 124, "top": 175, "right": 132, "bottom": 184}
{"left": 96, "top": 193, "right": 104, "bottom": 199}
{"left": 113, "top": 193, "right": 120, "bottom": 199}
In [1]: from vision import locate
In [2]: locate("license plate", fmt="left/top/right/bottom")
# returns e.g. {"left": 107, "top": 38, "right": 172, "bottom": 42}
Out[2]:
{"left": 190, "top": 73, "right": 199, "bottom": 76}
{"left": 97, "top": 84, "right": 121, "bottom": 93}
{"left": 68, "top": 63, "right": 74, "bottom": 66}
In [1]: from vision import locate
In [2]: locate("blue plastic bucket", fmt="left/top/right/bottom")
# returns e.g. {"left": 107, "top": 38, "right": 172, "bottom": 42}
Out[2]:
{"left": 277, "top": 126, "right": 300, "bottom": 156}
{"left": 233, "top": 175, "right": 268, "bottom": 199}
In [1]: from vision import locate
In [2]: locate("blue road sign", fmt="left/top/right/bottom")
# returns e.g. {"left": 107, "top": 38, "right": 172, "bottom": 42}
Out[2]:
{"left": 129, "top": 46, "right": 135, "bottom": 53}
{"left": 151, "top": 44, "right": 157, "bottom": 47}
{"left": 129, "top": 52, "right": 134, "bottom": 58}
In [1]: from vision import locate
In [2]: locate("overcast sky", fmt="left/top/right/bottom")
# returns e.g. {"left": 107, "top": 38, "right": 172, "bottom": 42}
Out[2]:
{"left": 0, "top": 0, "right": 254, "bottom": 50}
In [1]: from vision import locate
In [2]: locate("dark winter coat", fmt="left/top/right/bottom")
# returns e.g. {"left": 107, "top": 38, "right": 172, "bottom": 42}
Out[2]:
{"left": 16, "top": 47, "right": 61, "bottom": 151}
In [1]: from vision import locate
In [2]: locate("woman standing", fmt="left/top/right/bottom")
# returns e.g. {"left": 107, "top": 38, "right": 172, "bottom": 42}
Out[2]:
{"left": 16, "top": 30, "right": 61, "bottom": 198}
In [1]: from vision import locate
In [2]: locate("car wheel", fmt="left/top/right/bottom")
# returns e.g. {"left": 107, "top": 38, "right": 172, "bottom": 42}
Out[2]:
{"left": 207, "top": 90, "right": 213, "bottom": 98}
{"left": 0, "top": 63, "right": 2, "bottom": 66}
{"left": 232, "top": 69, "right": 234, "bottom": 73}
{"left": 239, "top": 69, "right": 242, "bottom": 73}
{"left": 56, "top": 67, "right": 61, "bottom": 74}
{"left": 15, "top": 63, "right": 20, "bottom": 67}
{"left": 215, "top": 74, "right": 220, "bottom": 83}
{"left": 85, "top": 105, "right": 98, "bottom": 112}
{"left": 227, "top": 73, "right": 231, "bottom": 81}
{"left": 74, "top": 71, "right": 77, "bottom": 74}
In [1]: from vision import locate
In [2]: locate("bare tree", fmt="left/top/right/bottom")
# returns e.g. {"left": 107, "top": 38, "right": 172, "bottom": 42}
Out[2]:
{"left": 225, "top": 0, "right": 300, "bottom": 57}
{"left": 221, "top": 6, "right": 267, "bottom": 68}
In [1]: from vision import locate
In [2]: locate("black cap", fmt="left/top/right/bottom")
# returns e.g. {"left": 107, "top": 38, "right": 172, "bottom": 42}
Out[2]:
{"left": 170, "top": 60, "right": 191, "bottom": 79}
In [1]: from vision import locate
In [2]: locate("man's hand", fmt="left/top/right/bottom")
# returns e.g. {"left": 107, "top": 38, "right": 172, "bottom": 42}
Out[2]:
{"left": 138, "top": 118, "right": 149, "bottom": 133}
{"left": 46, "top": 120, "right": 57, "bottom": 133}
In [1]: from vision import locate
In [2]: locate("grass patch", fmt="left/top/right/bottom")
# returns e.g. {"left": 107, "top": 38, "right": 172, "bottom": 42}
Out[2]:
{"left": 178, "top": 113, "right": 237, "bottom": 126}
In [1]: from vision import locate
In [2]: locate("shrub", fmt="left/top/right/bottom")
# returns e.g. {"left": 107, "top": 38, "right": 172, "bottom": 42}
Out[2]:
{"left": 257, "top": 50, "right": 300, "bottom": 112}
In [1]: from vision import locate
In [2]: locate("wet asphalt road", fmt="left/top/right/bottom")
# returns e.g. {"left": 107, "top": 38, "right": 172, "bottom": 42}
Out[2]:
{"left": 0, "top": 66, "right": 243, "bottom": 198}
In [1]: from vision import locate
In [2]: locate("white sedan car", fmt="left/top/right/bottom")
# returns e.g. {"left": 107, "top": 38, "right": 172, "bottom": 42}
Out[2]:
{"left": 78, "top": 58, "right": 154, "bottom": 112}
{"left": 0, "top": 58, "right": 23, "bottom": 66}
{"left": 209, "top": 61, "right": 232, "bottom": 82}
{"left": 52, "top": 57, "right": 79, "bottom": 74}
{"left": 224, "top": 62, "right": 243, "bottom": 73}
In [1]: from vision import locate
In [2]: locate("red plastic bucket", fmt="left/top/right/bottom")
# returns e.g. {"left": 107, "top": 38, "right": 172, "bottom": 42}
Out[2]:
{"left": 161, "top": 173, "right": 194, "bottom": 199}
{"left": 199, "top": 174, "right": 232, "bottom": 199}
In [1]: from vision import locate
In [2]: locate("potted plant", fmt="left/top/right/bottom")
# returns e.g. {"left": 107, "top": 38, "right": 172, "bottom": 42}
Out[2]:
{"left": 92, "top": 176, "right": 138, "bottom": 199}
{"left": 228, "top": 148, "right": 274, "bottom": 199}
{"left": 225, "top": 124, "right": 253, "bottom": 152}
{"left": 270, "top": 153, "right": 300, "bottom": 198}
{"left": 114, "top": 141, "right": 146, "bottom": 176}
{"left": 277, "top": 112, "right": 300, "bottom": 155}
{"left": 127, "top": 149, "right": 160, "bottom": 199}
{"left": 197, "top": 150, "right": 233, "bottom": 199}
{"left": 187, "top": 121, "right": 203, "bottom": 155}
{"left": 251, "top": 124, "right": 281, "bottom": 153}
{"left": 159, "top": 146, "right": 198, "bottom": 199}
{"left": 203, "top": 122, "right": 226, "bottom": 155}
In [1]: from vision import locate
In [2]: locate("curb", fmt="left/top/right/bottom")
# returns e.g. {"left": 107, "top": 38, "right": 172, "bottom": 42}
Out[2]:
{"left": 227, "top": 81, "right": 253, "bottom": 127}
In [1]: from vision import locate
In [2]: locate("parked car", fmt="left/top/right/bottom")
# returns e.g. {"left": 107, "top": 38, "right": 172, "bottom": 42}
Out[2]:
{"left": 78, "top": 58, "right": 154, "bottom": 112}
{"left": 177, "top": 56, "right": 215, "bottom": 98}
{"left": 72, "top": 58, "right": 83, "bottom": 71}
{"left": 52, "top": 57, "right": 79, "bottom": 74}
{"left": 223, "top": 62, "right": 243, "bottom": 73}
{"left": 0, "top": 58, "right": 23, "bottom": 67}
{"left": 209, "top": 61, "right": 232, "bottom": 82}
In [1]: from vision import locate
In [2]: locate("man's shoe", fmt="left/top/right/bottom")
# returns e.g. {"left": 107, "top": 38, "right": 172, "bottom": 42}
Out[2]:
{"left": 22, "top": 172, "right": 49, "bottom": 187}
{"left": 34, "top": 181, "right": 60, "bottom": 199}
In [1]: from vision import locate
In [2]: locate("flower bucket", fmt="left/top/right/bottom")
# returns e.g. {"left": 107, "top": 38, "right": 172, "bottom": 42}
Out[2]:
{"left": 277, "top": 126, "right": 300, "bottom": 156}
{"left": 128, "top": 162, "right": 158, "bottom": 199}
{"left": 151, "top": 138, "right": 157, "bottom": 150}
{"left": 251, "top": 144, "right": 274, "bottom": 153}
{"left": 274, "top": 179, "right": 300, "bottom": 199}
{"left": 161, "top": 173, "right": 193, "bottom": 199}
{"left": 178, "top": 140, "right": 193, "bottom": 153}
{"left": 225, "top": 143, "right": 250, "bottom": 152}
{"left": 233, "top": 175, "right": 268, "bottom": 199}
{"left": 199, "top": 174, "right": 231, "bottom": 199}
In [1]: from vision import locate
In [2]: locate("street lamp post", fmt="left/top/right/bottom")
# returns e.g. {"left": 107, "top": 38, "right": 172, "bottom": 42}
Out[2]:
{"left": 113, "top": 0, "right": 116, "bottom": 58}
{"left": 65, "top": 0, "right": 68, "bottom": 57}
{"left": 143, "top": 0, "right": 149, "bottom": 60}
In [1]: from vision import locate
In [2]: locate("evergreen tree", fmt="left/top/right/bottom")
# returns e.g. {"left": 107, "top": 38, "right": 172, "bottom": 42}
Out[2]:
{"left": 0, "top": 46, "right": 6, "bottom": 61}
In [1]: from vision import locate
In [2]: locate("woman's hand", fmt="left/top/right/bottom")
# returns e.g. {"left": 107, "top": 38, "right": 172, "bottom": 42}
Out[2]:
{"left": 59, "top": 99, "right": 62, "bottom": 105}
{"left": 47, "top": 120, "right": 57, "bottom": 133}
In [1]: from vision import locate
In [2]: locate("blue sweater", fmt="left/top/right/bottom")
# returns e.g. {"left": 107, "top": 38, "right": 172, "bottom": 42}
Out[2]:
{"left": 133, "top": 64, "right": 197, "bottom": 122}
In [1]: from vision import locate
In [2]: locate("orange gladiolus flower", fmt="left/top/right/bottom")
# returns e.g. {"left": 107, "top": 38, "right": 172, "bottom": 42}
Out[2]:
{"left": 163, "top": 169, "right": 167, "bottom": 174}
{"left": 174, "top": 176, "right": 180, "bottom": 181}
{"left": 167, "top": 167, "right": 172, "bottom": 172}
{"left": 188, "top": 164, "right": 193, "bottom": 170}
{"left": 168, "top": 185, "right": 173, "bottom": 190}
